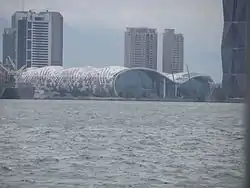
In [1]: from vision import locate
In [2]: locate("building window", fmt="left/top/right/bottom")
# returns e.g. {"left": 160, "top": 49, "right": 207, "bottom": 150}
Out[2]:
{"left": 27, "top": 60, "right": 31, "bottom": 68}
{"left": 35, "top": 17, "right": 44, "bottom": 21}
{"left": 28, "top": 30, "right": 32, "bottom": 39}
{"left": 27, "top": 51, "right": 31, "bottom": 60}
{"left": 28, "top": 22, "right": 32, "bottom": 29}
{"left": 27, "top": 40, "right": 31, "bottom": 49}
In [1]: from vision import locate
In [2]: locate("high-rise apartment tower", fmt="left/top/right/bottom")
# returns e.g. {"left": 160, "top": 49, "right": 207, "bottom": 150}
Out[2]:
{"left": 124, "top": 27, "right": 158, "bottom": 70}
{"left": 162, "top": 29, "right": 184, "bottom": 74}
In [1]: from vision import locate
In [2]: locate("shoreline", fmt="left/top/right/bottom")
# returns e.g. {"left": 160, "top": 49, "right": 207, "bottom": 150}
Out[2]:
{"left": 30, "top": 96, "right": 244, "bottom": 103}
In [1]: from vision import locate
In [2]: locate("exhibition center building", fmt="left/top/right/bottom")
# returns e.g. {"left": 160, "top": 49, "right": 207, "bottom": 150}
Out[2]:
{"left": 18, "top": 66, "right": 214, "bottom": 101}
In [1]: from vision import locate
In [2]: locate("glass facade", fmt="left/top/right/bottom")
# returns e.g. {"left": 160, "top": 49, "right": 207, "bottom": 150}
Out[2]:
{"left": 222, "top": 0, "right": 247, "bottom": 98}
{"left": 178, "top": 77, "right": 211, "bottom": 101}
{"left": 114, "top": 70, "right": 168, "bottom": 98}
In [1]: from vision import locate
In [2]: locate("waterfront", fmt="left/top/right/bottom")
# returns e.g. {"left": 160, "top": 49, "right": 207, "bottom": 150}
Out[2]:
{"left": 0, "top": 100, "right": 244, "bottom": 187}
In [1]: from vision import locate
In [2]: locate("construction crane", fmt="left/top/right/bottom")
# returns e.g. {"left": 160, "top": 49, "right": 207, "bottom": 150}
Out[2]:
{"left": 0, "top": 56, "right": 27, "bottom": 87}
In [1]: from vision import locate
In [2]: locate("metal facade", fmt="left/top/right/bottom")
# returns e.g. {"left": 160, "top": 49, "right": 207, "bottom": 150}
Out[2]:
{"left": 222, "top": 0, "right": 247, "bottom": 98}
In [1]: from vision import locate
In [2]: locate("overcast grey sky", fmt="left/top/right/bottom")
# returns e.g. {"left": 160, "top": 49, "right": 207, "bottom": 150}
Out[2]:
{"left": 0, "top": 0, "right": 223, "bottom": 82}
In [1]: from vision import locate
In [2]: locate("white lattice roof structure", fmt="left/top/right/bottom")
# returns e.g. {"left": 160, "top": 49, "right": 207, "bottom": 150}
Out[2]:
{"left": 163, "top": 72, "right": 213, "bottom": 84}
{"left": 18, "top": 66, "right": 214, "bottom": 98}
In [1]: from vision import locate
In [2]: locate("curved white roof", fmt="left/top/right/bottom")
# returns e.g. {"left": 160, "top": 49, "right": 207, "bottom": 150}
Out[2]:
{"left": 20, "top": 66, "right": 129, "bottom": 95}
{"left": 18, "top": 66, "right": 213, "bottom": 97}
{"left": 163, "top": 72, "right": 213, "bottom": 84}
{"left": 20, "top": 66, "right": 213, "bottom": 85}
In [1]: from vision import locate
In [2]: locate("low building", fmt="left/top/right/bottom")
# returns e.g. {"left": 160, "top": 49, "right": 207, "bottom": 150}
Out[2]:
{"left": 18, "top": 66, "right": 214, "bottom": 101}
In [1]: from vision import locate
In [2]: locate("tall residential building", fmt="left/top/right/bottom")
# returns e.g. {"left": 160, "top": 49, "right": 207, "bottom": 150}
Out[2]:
{"left": 221, "top": 0, "right": 247, "bottom": 98}
{"left": 124, "top": 27, "right": 157, "bottom": 70}
{"left": 10, "top": 10, "right": 63, "bottom": 68}
{"left": 162, "top": 29, "right": 184, "bottom": 74}
{"left": 2, "top": 28, "right": 16, "bottom": 66}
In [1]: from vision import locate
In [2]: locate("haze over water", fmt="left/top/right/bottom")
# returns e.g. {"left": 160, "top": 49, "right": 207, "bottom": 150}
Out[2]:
{"left": 0, "top": 100, "right": 244, "bottom": 188}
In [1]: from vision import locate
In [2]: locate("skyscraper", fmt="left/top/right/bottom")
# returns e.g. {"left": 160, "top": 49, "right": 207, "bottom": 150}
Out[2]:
{"left": 11, "top": 11, "right": 29, "bottom": 69}
{"left": 124, "top": 27, "right": 157, "bottom": 70}
{"left": 2, "top": 28, "right": 16, "bottom": 66}
{"left": 162, "top": 29, "right": 184, "bottom": 74}
{"left": 221, "top": 0, "right": 247, "bottom": 98}
{"left": 10, "top": 10, "right": 63, "bottom": 68}
{"left": 16, "top": 16, "right": 27, "bottom": 69}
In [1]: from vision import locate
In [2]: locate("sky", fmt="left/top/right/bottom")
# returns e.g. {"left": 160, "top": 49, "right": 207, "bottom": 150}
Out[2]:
{"left": 0, "top": 0, "right": 223, "bottom": 82}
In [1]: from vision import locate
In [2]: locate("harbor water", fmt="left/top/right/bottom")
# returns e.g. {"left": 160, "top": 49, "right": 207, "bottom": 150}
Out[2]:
{"left": 0, "top": 100, "right": 244, "bottom": 188}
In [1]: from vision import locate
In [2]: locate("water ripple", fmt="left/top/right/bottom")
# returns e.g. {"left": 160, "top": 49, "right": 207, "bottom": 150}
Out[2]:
{"left": 0, "top": 100, "right": 244, "bottom": 188}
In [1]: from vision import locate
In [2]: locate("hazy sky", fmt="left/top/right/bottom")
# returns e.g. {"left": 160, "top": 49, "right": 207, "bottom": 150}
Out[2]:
{"left": 0, "top": 0, "right": 223, "bottom": 82}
